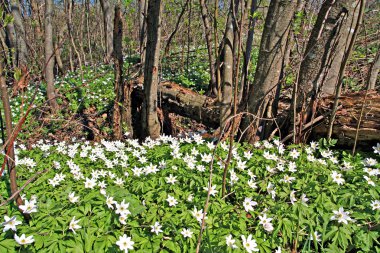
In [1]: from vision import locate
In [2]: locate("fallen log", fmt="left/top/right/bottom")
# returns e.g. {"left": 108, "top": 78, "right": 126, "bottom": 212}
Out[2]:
{"left": 131, "top": 78, "right": 220, "bottom": 128}
{"left": 131, "top": 78, "right": 380, "bottom": 144}
{"left": 313, "top": 90, "right": 380, "bottom": 146}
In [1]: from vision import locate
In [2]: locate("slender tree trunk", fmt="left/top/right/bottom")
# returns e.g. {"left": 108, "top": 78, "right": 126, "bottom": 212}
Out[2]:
{"left": 98, "top": 3, "right": 106, "bottom": 56}
{"left": 66, "top": 0, "right": 83, "bottom": 79}
{"left": 69, "top": 46, "right": 74, "bottom": 72}
{"left": 54, "top": 27, "right": 64, "bottom": 75}
{"left": 30, "top": 0, "right": 43, "bottom": 37}
{"left": 44, "top": 0, "right": 58, "bottom": 111}
{"left": 139, "top": 0, "right": 148, "bottom": 73}
{"left": 142, "top": 0, "right": 162, "bottom": 139}
{"left": 214, "top": 0, "right": 221, "bottom": 100}
{"left": 99, "top": 0, "right": 114, "bottom": 63}
{"left": 367, "top": 50, "right": 379, "bottom": 90}
{"left": 199, "top": 0, "right": 217, "bottom": 96}
{"left": 0, "top": 53, "right": 23, "bottom": 208}
{"left": 85, "top": 0, "right": 93, "bottom": 64}
{"left": 113, "top": 4, "right": 124, "bottom": 139}
{"left": 0, "top": 29, "right": 12, "bottom": 67}
{"left": 219, "top": 1, "right": 235, "bottom": 129}
{"left": 79, "top": 0, "right": 87, "bottom": 65}
{"left": 240, "top": 0, "right": 257, "bottom": 104}
{"left": 5, "top": 21, "right": 17, "bottom": 70}
{"left": 164, "top": 0, "right": 190, "bottom": 56}
{"left": 240, "top": 0, "right": 296, "bottom": 143}
{"left": 10, "top": 0, "right": 28, "bottom": 67}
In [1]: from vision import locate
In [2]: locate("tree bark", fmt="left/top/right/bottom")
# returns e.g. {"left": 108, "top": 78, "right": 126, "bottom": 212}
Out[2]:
{"left": 10, "top": 0, "right": 28, "bottom": 67}
{"left": 132, "top": 79, "right": 219, "bottom": 128}
{"left": 240, "top": 0, "right": 296, "bottom": 143}
{"left": 199, "top": 0, "right": 217, "bottom": 96}
{"left": 44, "top": 0, "right": 58, "bottom": 111}
{"left": 5, "top": 19, "right": 17, "bottom": 70}
{"left": 113, "top": 4, "right": 124, "bottom": 140}
{"left": 131, "top": 79, "right": 380, "bottom": 146}
{"left": 142, "top": 0, "right": 162, "bottom": 140}
{"left": 298, "top": 0, "right": 360, "bottom": 108}
{"left": 79, "top": 0, "right": 87, "bottom": 65}
{"left": 240, "top": 0, "right": 257, "bottom": 104}
{"left": 322, "top": 0, "right": 363, "bottom": 95}
{"left": 54, "top": 26, "right": 65, "bottom": 74}
{"left": 367, "top": 50, "right": 379, "bottom": 90}
{"left": 66, "top": 0, "right": 83, "bottom": 78}
{"left": 85, "top": 0, "right": 94, "bottom": 64}
{"left": 99, "top": 0, "right": 114, "bottom": 63}
{"left": 139, "top": 0, "right": 148, "bottom": 73}
{"left": 219, "top": 1, "right": 236, "bottom": 129}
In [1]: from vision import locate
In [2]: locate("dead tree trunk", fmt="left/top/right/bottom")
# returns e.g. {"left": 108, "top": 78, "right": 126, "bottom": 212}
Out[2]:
{"left": 130, "top": 79, "right": 380, "bottom": 146}
{"left": 240, "top": 0, "right": 296, "bottom": 143}
{"left": 142, "top": 0, "right": 162, "bottom": 140}
{"left": 99, "top": 0, "right": 114, "bottom": 63}
{"left": 112, "top": 4, "right": 124, "bottom": 140}
{"left": 44, "top": 0, "right": 58, "bottom": 111}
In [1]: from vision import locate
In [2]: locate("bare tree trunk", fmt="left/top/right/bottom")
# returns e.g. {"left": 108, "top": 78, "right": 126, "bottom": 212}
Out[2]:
{"left": 113, "top": 4, "right": 124, "bottom": 139}
{"left": 10, "top": 0, "right": 28, "bottom": 67}
{"left": 5, "top": 20, "right": 17, "bottom": 70}
{"left": 54, "top": 25, "right": 65, "bottom": 74}
{"left": 54, "top": 40, "right": 64, "bottom": 74}
{"left": 298, "top": 0, "right": 359, "bottom": 101}
{"left": 99, "top": 0, "right": 114, "bottom": 63}
{"left": 30, "top": 0, "right": 43, "bottom": 37}
{"left": 85, "top": 0, "right": 94, "bottom": 64}
{"left": 66, "top": 0, "right": 83, "bottom": 79}
{"left": 139, "top": 0, "right": 148, "bottom": 73}
{"left": 44, "top": 0, "right": 58, "bottom": 111}
{"left": 322, "top": 0, "right": 364, "bottom": 95}
{"left": 79, "top": 0, "right": 87, "bottom": 65}
{"left": 199, "top": 0, "right": 217, "bottom": 96}
{"left": 327, "top": 0, "right": 366, "bottom": 140}
{"left": 240, "top": 0, "right": 257, "bottom": 104}
{"left": 1, "top": 28, "right": 12, "bottom": 67}
{"left": 296, "top": 0, "right": 363, "bottom": 140}
{"left": 69, "top": 46, "right": 74, "bottom": 72}
{"left": 240, "top": 0, "right": 296, "bottom": 143}
{"left": 219, "top": 1, "right": 235, "bottom": 128}
{"left": 142, "top": 0, "right": 162, "bottom": 139}
{"left": 367, "top": 50, "right": 379, "bottom": 90}
{"left": 98, "top": 3, "right": 106, "bottom": 56}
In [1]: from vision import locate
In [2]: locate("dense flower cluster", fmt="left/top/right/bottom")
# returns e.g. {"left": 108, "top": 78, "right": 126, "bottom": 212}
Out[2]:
{"left": 0, "top": 136, "right": 379, "bottom": 252}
